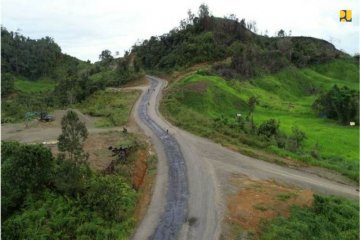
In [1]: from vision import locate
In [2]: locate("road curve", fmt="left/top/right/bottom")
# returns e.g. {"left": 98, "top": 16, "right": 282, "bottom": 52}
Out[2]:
{"left": 137, "top": 78, "right": 188, "bottom": 239}
{"left": 132, "top": 76, "right": 359, "bottom": 240}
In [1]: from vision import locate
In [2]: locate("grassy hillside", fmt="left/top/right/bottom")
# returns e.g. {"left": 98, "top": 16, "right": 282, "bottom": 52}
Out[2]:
{"left": 14, "top": 78, "right": 56, "bottom": 93}
{"left": 76, "top": 90, "right": 141, "bottom": 128}
{"left": 161, "top": 58, "right": 359, "bottom": 180}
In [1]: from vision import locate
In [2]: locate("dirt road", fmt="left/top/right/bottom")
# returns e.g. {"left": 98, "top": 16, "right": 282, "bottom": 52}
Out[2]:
{"left": 133, "top": 76, "right": 358, "bottom": 240}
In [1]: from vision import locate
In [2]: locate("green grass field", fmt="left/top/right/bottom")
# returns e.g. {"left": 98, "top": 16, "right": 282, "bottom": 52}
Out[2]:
{"left": 161, "top": 58, "right": 359, "bottom": 180}
{"left": 76, "top": 90, "right": 140, "bottom": 127}
{"left": 14, "top": 78, "right": 56, "bottom": 93}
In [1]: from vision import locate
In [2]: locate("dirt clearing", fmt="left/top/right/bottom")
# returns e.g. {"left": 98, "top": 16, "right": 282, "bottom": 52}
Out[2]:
{"left": 222, "top": 174, "right": 313, "bottom": 239}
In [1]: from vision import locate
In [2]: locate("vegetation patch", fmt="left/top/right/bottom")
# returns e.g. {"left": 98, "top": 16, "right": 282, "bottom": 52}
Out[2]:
{"left": 76, "top": 90, "right": 140, "bottom": 127}
{"left": 260, "top": 195, "right": 359, "bottom": 240}
{"left": 14, "top": 78, "right": 56, "bottom": 93}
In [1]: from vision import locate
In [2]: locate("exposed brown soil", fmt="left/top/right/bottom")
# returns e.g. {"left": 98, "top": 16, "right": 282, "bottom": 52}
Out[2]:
{"left": 50, "top": 131, "right": 124, "bottom": 171}
{"left": 224, "top": 174, "right": 313, "bottom": 239}
{"left": 132, "top": 150, "right": 148, "bottom": 190}
{"left": 133, "top": 159, "right": 155, "bottom": 222}
{"left": 184, "top": 81, "right": 210, "bottom": 93}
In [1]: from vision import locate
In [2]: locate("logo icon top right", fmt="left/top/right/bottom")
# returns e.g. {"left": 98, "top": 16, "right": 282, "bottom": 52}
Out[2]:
{"left": 340, "top": 10, "right": 352, "bottom": 22}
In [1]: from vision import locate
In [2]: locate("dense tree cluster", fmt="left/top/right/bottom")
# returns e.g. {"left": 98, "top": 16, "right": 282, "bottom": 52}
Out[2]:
{"left": 312, "top": 85, "right": 359, "bottom": 125}
{"left": 1, "top": 27, "right": 61, "bottom": 79}
{"left": 133, "top": 4, "right": 250, "bottom": 70}
{"left": 133, "top": 5, "right": 342, "bottom": 79}
{"left": 1, "top": 140, "right": 136, "bottom": 239}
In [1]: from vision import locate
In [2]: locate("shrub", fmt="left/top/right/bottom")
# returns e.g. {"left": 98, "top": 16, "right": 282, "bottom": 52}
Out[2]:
{"left": 1, "top": 142, "right": 54, "bottom": 219}
{"left": 312, "top": 85, "right": 359, "bottom": 125}
{"left": 83, "top": 175, "right": 136, "bottom": 222}
{"left": 261, "top": 195, "right": 359, "bottom": 240}
{"left": 257, "top": 119, "right": 280, "bottom": 139}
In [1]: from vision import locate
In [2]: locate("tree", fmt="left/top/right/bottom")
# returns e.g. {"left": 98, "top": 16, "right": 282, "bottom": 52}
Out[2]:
{"left": 198, "top": 4, "right": 210, "bottom": 19}
{"left": 258, "top": 119, "right": 280, "bottom": 139}
{"left": 312, "top": 85, "right": 359, "bottom": 125}
{"left": 277, "top": 29, "right": 285, "bottom": 37}
{"left": 58, "top": 110, "right": 88, "bottom": 164}
{"left": 247, "top": 96, "right": 258, "bottom": 116}
{"left": 1, "top": 141, "right": 54, "bottom": 219}
{"left": 99, "top": 49, "right": 113, "bottom": 62}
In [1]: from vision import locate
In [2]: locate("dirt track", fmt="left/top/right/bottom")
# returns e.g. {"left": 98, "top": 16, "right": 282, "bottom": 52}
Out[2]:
{"left": 132, "top": 76, "right": 359, "bottom": 240}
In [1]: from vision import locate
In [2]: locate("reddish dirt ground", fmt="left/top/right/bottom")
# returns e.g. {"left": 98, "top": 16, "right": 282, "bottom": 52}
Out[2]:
{"left": 132, "top": 150, "right": 148, "bottom": 190}
{"left": 133, "top": 163, "right": 155, "bottom": 222}
{"left": 225, "top": 174, "right": 313, "bottom": 239}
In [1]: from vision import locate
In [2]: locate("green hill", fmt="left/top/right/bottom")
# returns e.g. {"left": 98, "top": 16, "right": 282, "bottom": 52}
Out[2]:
{"left": 132, "top": 5, "right": 344, "bottom": 77}
{"left": 161, "top": 58, "right": 359, "bottom": 180}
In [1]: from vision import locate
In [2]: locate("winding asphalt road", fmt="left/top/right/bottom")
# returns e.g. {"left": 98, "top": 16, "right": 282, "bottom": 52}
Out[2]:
{"left": 132, "top": 76, "right": 359, "bottom": 240}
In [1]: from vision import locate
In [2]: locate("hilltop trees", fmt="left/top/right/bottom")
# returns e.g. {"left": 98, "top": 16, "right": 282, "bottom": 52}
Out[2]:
{"left": 99, "top": 49, "right": 113, "bottom": 63}
{"left": 1, "top": 27, "right": 61, "bottom": 79}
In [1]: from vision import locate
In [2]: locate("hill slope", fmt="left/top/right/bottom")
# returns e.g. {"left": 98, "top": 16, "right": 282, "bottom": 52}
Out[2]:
{"left": 161, "top": 58, "right": 359, "bottom": 180}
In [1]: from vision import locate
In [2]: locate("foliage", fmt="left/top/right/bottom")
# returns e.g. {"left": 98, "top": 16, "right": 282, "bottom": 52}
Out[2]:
{"left": 1, "top": 141, "right": 54, "bottom": 219}
{"left": 1, "top": 27, "right": 61, "bottom": 79}
{"left": 83, "top": 175, "right": 136, "bottom": 221}
{"left": 54, "top": 72, "right": 105, "bottom": 106}
{"left": 52, "top": 156, "right": 90, "bottom": 197}
{"left": 1, "top": 141, "right": 138, "bottom": 239}
{"left": 76, "top": 90, "right": 140, "bottom": 127}
{"left": 2, "top": 190, "right": 135, "bottom": 240}
{"left": 257, "top": 119, "right": 279, "bottom": 139}
{"left": 1, "top": 73, "right": 15, "bottom": 96}
{"left": 287, "top": 126, "right": 307, "bottom": 151}
{"left": 133, "top": 5, "right": 342, "bottom": 78}
{"left": 99, "top": 49, "right": 113, "bottom": 62}
{"left": 58, "top": 110, "right": 88, "bottom": 163}
{"left": 247, "top": 96, "right": 257, "bottom": 116}
{"left": 260, "top": 195, "right": 359, "bottom": 240}
{"left": 313, "top": 85, "right": 359, "bottom": 125}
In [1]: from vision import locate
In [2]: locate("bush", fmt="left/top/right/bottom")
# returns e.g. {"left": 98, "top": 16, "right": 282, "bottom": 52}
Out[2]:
{"left": 83, "top": 175, "right": 136, "bottom": 221}
{"left": 287, "top": 126, "right": 306, "bottom": 151}
{"left": 313, "top": 85, "right": 359, "bottom": 125}
{"left": 257, "top": 119, "right": 280, "bottom": 139}
{"left": 1, "top": 142, "right": 54, "bottom": 219}
{"left": 52, "top": 156, "right": 90, "bottom": 197}
{"left": 261, "top": 195, "right": 359, "bottom": 240}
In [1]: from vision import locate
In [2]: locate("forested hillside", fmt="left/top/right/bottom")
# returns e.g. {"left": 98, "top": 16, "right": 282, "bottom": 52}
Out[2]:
{"left": 132, "top": 4, "right": 344, "bottom": 78}
{"left": 1, "top": 27, "right": 143, "bottom": 123}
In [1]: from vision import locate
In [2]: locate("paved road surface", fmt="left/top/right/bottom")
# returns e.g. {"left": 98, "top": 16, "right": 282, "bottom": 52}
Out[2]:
{"left": 133, "top": 76, "right": 359, "bottom": 240}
